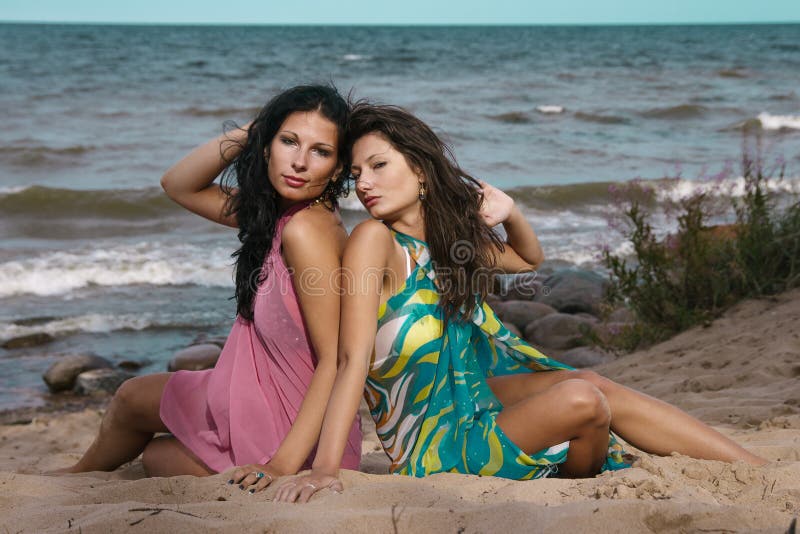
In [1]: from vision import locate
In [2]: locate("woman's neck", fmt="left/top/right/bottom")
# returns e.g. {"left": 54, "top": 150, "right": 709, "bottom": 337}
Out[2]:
{"left": 384, "top": 207, "right": 425, "bottom": 242}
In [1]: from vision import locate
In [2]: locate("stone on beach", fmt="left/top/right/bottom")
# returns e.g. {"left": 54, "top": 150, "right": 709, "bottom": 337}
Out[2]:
{"left": 42, "top": 354, "right": 113, "bottom": 392}
{"left": 534, "top": 269, "right": 608, "bottom": 315}
{"left": 493, "top": 300, "right": 557, "bottom": 331}
{"left": 558, "top": 346, "right": 614, "bottom": 367}
{"left": 73, "top": 368, "right": 133, "bottom": 396}
{"left": 167, "top": 343, "right": 222, "bottom": 372}
{"left": 524, "top": 312, "right": 597, "bottom": 350}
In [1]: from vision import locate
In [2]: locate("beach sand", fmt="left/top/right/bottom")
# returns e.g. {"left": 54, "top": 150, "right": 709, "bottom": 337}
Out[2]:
{"left": 1, "top": 290, "right": 798, "bottom": 533}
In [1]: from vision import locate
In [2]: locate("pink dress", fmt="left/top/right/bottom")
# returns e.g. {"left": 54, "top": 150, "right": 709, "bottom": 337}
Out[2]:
{"left": 160, "top": 202, "right": 362, "bottom": 472}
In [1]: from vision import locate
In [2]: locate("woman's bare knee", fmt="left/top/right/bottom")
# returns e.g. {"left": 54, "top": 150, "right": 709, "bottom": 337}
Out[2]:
{"left": 553, "top": 379, "right": 611, "bottom": 428}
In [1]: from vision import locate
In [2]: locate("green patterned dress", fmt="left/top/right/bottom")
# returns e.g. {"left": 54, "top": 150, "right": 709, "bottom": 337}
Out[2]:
{"left": 365, "top": 229, "right": 630, "bottom": 479}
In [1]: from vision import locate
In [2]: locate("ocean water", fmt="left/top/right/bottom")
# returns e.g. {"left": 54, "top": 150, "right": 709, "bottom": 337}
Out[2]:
{"left": 1, "top": 23, "right": 799, "bottom": 409}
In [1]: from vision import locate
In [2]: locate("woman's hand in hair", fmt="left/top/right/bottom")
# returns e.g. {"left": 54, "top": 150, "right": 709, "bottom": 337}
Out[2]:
{"left": 478, "top": 180, "right": 515, "bottom": 227}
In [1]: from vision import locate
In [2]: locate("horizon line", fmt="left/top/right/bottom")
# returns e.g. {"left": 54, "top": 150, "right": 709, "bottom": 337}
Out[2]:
{"left": 1, "top": 20, "right": 799, "bottom": 27}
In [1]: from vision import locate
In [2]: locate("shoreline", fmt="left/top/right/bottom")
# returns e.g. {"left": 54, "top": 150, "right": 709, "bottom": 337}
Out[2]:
{"left": 2, "top": 289, "right": 798, "bottom": 531}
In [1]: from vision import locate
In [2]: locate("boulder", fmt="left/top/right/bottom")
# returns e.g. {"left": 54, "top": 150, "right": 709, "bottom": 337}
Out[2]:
{"left": 523, "top": 313, "right": 596, "bottom": 350}
{"left": 534, "top": 269, "right": 609, "bottom": 315}
{"left": 493, "top": 300, "right": 557, "bottom": 331}
{"left": 42, "top": 354, "right": 113, "bottom": 392}
{"left": 74, "top": 368, "right": 133, "bottom": 396}
{"left": 117, "top": 359, "right": 151, "bottom": 371}
{"left": 190, "top": 333, "right": 228, "bottom": 349}
{"left": 167, "top": 343, "right": 222, "bottom": 372}
{"left": 557, "top": 347, "right": 613, "bottom": 368}
{"left": 498, "top": 272, "right": 543, "bottom": 301}
{"left": 505, "top": 322, "right": 523, "bottom": 338}
{"left": 3, "top": 332, "right": 55, "bottom": 349}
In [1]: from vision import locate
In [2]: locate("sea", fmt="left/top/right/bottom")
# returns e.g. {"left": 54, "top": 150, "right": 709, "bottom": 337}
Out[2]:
{"left": 1, "top": 23, "right": 799, "bottom": 410}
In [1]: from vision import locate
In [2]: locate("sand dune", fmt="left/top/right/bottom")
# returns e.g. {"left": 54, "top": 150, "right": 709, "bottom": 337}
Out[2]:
{"left": 2, "top": 290, "right": 799, "bottom": 533}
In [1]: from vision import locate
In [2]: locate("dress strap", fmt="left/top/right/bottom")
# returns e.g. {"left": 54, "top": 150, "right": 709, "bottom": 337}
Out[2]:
{"left": 402, "top": 244, "right": 412, "bottom": 278}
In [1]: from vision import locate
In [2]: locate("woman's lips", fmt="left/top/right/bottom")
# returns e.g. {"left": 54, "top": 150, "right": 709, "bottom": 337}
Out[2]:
{"left": 282, "top": 174, "right": 308, "bottom": 188}
{"left": 364, "top": 195, "right": 380, "bottom": 208}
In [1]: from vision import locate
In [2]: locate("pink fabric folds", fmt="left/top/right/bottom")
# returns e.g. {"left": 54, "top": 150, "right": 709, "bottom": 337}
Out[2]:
{"left": 160, "top": 202, "right": 361, "bottom": 472}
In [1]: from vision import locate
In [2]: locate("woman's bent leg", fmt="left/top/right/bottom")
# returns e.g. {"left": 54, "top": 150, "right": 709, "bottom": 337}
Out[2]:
{"left": 488, "top": 370, "right": 766, "bottom": 466}
{"left": 59, "top": 373, "right": 172, "bottom": 473}
{"left": 142, "top": 436, "right": 214, "bottom": 477}
{"left": 495, "top": 378, "right": 612, "bottom": 478}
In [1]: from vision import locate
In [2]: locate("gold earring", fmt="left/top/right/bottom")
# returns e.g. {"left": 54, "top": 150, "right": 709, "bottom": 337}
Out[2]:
{"left": 418, "top": 183, "right": 426, "bottom": 201}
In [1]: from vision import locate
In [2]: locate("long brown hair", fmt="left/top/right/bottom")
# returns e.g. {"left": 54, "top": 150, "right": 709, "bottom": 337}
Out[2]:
{"left": 347, "top": 103, "right": 504, "bottom": 323}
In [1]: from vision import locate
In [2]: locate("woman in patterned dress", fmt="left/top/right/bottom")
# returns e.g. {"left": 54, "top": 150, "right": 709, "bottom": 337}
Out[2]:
{"left": 274, "top": 103, "right": 767, "bottom": 502}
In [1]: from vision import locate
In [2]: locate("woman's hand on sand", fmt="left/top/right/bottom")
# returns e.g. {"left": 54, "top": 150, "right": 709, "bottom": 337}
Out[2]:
{"left": 273, "top": 469, "right": 343, "bottom": 503}
{"left": 478, "top": 180, "right": 515, "bottom": 227}
{"left": 226, "top": 462, "right": 284, "bottom": 494}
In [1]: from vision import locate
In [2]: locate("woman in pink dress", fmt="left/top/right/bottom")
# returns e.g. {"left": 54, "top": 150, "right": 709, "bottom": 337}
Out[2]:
{"left": 54, "top": 85, "right": 362, "bottom": 491}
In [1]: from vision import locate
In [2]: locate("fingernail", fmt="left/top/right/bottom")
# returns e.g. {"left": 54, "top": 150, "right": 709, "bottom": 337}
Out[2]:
{"left": 227, "top": 479, "right": 234, "bottom": 485}
{"left": 239, "top": 484, "right": 244, "bottom": 490}
{"left": 248, "top": 489, "right": 255, "bottom": 494}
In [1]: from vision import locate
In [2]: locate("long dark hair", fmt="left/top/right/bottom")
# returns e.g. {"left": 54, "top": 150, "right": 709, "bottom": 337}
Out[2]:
{"left": 221, "top": 85, "right": 350, "bottom": 321}
{"left": 346, "top": 103, "right": 504, "bottom": 323}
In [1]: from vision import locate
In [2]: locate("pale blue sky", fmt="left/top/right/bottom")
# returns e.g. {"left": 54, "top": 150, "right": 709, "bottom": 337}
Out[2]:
{"left": 1, "top": 0, "right": 799, "bottom": 25}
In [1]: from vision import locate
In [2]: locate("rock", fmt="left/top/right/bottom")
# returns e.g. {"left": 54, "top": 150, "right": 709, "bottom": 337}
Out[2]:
{"left": 535, "top": 269, "right": 609, "bottom": 315}
{"left": 167, "top": 343, "right": 222, "bottom": 372}
{"left": 42, "top": 354, "right": 113, "bottom": 392}
{"left": 117, "top": 359, "right": 151, "bottom": 371}
{"left": 190, "top": 334, "right": 228, "bottom": 348}
{"left": 74, "top": 368, "right": 133, "bottom": 396}
{"left": 497, "top": 273, "right": 544, "bottom": 301}
{"left": 505, "top": 323, "right": 523, "bottom": 338}
{"left": 493, "top": 300, "right": 557, "bottom": 331}
{"left": 557, "top": 347, "right": 613, "bottom": 368}
{"left": 523, "top": 313, "right": 596, "bottom": 350}
{"left": 574, "top": 312, "right": 600, "bottom": 323}
{"left": 2, "top": 332, "right": 55, "bottom": 349}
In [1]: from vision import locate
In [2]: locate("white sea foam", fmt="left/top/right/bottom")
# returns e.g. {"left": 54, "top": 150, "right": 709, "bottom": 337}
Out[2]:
{"left": 655, "top": 175, "right": 800, "bottom": 203}
{"left": 536, "top": 105, "right": 565, "bottom": 114}
{"left": 0, "top": 242, "right": 234, "bottom": 298}
{"left": 0, "top": 185, "right": 28, "bottom": 195}
{"left": 757, "top": 112, "right": 800, "bottom": 131}
{"left": 0, "top": 311, "right": 222, "bottom": 339}
{"left": 343, "top": 54, "right": 367, "bottom": 61}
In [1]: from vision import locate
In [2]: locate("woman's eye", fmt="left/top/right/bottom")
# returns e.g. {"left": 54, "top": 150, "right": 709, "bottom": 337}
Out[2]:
{"left": 373, "top": 161, "right": 386, "bottom": 169}
{"left": 350, "top": 173, "right": 360, "bottom": 181}
{"left": 314, "top": 148, "right": 331, "bottom": 157}
{"left": 281, "top": 137, "right": 296, "bottom": 145}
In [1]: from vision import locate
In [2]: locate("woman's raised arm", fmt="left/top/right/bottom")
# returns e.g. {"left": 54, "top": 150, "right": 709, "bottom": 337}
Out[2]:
{"left": 160, "top": 124, "right": 249, "bottom": 228}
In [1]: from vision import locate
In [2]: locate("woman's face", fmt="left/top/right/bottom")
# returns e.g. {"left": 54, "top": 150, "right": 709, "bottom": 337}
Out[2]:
{"left": 351, "top": 132, "right": 423, "bottom": 221}
{"left": 267, "top": 110, "right": 340, "bottom": 206}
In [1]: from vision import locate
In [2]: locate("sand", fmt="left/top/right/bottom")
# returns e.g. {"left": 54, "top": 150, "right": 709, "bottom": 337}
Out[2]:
{"left": 1, "top": 290, "right": 799, "bottom": 533}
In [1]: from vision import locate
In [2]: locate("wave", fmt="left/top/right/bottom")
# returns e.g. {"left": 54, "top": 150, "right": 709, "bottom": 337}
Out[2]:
{"left": 178, "top": 105, "right": 260, "bottom": 118}
{"left": 0, "top": 242, "right": 234, "bottom": 297}
{"left": 342, "top": 54, "right": 368, "bottom": 61}
{"left": 641, "top": 104, "right": 708, "bottom": 120}
{"left": 573, "top": 111, "right": 629, "bottom": 125}
{"left": 487, "top": 112, "right": 532, "bottom": 124}
{"left": 0, "top": 311, "right": 226, "bottom": 341}
{"left": 756, "top": 112, "right": 800, "bottom": 131}
{"left": 655, "top": 176, "right": 800, "bottom": 203}
{"left": 717, "top": 68, "right": 748, "bottom": 79}
{"left": 0, "top": 186, "right": 181, "bottom": 220}
{"left": 0, "top": 144, "right": 95, "bottom": 168}
{"left": 536, "top": 105, "right": 565, "bottom": 114}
